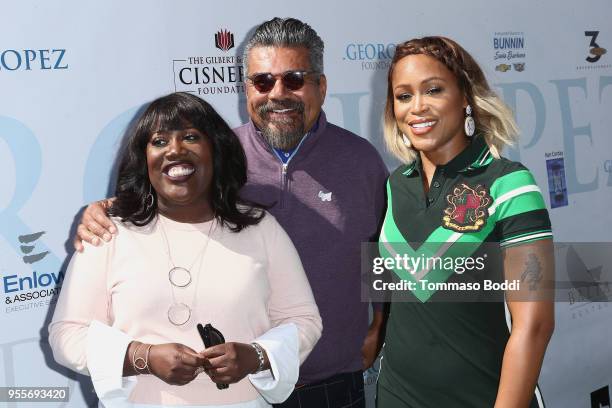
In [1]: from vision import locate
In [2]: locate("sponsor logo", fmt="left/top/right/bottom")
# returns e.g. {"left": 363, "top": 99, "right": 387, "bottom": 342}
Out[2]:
{"left": 173, "top": 28, "right": 245, "bottom": 96}
{"left": 565, "top": 245, "right": 611, "bottom": 320}
{"left": 442, "top": 183, "right": 492, "bottom": 232}
{"left": 492, "top": 31, "right": 526, "bottom": 73}
{"left": 215, "top": 29, "right": 235, "bottom": 51}
{"left": 343, "top": 42, "right": 396, "bottom": 70}
{"left": 577, "top": 31, "right": 611, "bottom": 70}
{"left": 3, "top": 231, "right": 63, "bottom": 312}
{"left": 545, "top": 154, "right": 568, "bottom": 208}
{"left": 495, "top": 63, "right": 511, "bottom": 72}
{"left": 567, "top": 246, "right": 608, "bottom": 303}
{"left": 0, "top": 48, "right": 68, "bottom": 71}
{"left": 585, "top": 31, "right": 607, "bottom": 63}
{"left": 318, "top": 191, "right": 332, "bottom": 202}
{"left": 591, "top": 385, "right": 610, "bottom": 408}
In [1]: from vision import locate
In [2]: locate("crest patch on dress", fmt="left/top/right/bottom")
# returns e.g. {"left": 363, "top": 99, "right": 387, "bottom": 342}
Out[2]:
{"left": 442, "top": 183, "right": 492, "bottom": 232}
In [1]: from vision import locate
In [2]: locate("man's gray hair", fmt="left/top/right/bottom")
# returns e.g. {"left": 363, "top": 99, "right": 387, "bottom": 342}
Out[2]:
{"left": 243, "top": 17, "right": 324, "bottom": 75}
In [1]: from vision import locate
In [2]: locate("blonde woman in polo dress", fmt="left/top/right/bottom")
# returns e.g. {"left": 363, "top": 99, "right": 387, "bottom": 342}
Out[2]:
{"left": 377, "top": 37, "right": 554, "bottom": 408}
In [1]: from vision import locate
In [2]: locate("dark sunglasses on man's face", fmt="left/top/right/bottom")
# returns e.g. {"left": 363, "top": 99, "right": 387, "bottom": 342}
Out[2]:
{"left": 247, "top": 70, "right": 319, "bottom": 93}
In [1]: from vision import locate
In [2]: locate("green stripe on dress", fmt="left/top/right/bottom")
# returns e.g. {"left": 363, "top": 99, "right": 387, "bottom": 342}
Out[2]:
{"left": 489, "top": 170, "right": 538, "bottom": 199}
{"left": 495, "top": 191, "right": 547, "bottom": 221}
{"left": 500, "top": 228, "right": 553, "bottom": 243}
{"left": 500, "top": 232, "right": 553, "bottom": 248}
{"left": 381, "top": 181, "right": 406, "bottom": 243}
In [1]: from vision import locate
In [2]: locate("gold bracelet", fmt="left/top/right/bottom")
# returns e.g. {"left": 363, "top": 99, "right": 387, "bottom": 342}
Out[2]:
{"left": 132, "top": 342, "right": 145, "bottom": 373}
{"left": 143, "top": 344, "right": 153, "bottom": 374}
{"left": 133, "top": 343, "right": 152, "bottom": 373}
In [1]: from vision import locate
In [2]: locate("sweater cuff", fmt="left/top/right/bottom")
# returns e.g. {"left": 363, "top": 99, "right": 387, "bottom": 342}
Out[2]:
{"left": 248, "top": 323, "right": 299, "bottom": 404}
{"left": 86, "top": 320, "right": 137, "bottom": 402}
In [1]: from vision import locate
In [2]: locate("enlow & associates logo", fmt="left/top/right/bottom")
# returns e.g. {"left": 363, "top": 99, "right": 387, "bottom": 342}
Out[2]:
{"left": 3, "top": 231, "right": 63, "bottom": 314}
{"left": 173, "top": 28, "right": 245, "bottom": 96}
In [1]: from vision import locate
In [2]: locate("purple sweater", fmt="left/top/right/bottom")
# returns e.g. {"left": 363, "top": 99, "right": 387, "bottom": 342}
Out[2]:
{"left": 235, "top": 111, "right": 388, "bottom": 383}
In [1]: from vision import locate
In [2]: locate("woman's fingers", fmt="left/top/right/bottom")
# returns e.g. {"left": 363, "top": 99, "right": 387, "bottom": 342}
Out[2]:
{"left": 180, "top": 348, "right": 208, "bottom": 369}
{"left": 200, "top": 343, "right": 258, "bottom": 384}
{"left": 206, "top": 355, "right": 228, "bottom": 370}
{"left": 148, "top": 343, "right": 209, "bottom": 386}
{"left": 200, "top": 344, "right": 226, "bottom": 360}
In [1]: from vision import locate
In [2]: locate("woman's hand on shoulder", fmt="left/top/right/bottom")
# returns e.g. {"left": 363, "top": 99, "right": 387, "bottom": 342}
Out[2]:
{"left": 148, "top": 343, "right": 208, "bottom": 386}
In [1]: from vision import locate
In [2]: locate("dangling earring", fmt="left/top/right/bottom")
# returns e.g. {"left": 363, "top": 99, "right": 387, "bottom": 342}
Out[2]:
{"left": 402, "top": 133, "right": 411, "bottom": 147}
{"left": 145, "top": 184, "right": 154, "bottom": 211}
{"left": 464, "top": 105, "right": 475, "bottom": 137}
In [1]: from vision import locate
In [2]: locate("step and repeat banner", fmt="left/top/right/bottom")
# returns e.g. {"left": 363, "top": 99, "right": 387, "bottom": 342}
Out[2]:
{"left": 1, "top": 0, "right": 611, "bottom": 407}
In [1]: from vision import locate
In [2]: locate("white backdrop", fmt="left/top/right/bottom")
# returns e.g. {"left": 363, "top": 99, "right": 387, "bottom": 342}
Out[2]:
{"left": 1, "top": 1, "right": 611, "bottom": 407}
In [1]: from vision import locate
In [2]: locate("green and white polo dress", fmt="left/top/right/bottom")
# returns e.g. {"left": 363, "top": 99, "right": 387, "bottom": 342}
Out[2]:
{"left": 376, "top": 135, "right": 552, "bottom": 408}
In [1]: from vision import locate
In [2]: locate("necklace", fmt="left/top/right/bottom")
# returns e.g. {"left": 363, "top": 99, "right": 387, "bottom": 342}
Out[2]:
{"left": 158, "top": 215, "right": 215, "bottom": 326}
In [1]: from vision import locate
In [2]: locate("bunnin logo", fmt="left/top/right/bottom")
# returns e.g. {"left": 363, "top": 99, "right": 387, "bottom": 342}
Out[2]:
{"left": 343, "top": 42, "right": 396, "bottom": 71}
{"left": 215, "top": 29, "right": 235, "bottom": 51}
{"left": 492, "top": 31, "right": 526, "bottom": 73}
{"left": 3, "top": 232, "right": 63, "bottom": 313}
{"left": 0, "top": 48, "right": 68, "bottom": 71}
{"left": 173, "top": 28, "right": 244, "bottom": 96}
{"left": 578, "top": 31, "right": 610, "bottom": 70}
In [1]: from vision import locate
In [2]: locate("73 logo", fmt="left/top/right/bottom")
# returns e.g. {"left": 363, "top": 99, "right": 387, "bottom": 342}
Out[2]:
{"left": 585, "top": 31, "right": 607, "bottom": 63}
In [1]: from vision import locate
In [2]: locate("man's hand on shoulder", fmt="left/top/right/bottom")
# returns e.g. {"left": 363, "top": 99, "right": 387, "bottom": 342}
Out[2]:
{"left": 73, "top": 198, "right": 117, "bottom": 252}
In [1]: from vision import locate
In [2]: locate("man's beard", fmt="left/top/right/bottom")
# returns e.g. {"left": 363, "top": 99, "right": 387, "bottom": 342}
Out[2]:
{"left": 256, "top": 100, "right": 306, "bottom": 151}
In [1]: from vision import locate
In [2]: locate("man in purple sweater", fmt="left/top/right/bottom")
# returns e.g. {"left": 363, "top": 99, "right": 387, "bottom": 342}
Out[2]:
{"left": 75, "top": 17, "right": 388, "bottom": 408}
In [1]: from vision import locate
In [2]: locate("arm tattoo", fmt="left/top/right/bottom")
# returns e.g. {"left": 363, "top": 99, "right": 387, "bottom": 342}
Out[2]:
{"left": 521, "top": 253, "right": 543, "bottom": 291}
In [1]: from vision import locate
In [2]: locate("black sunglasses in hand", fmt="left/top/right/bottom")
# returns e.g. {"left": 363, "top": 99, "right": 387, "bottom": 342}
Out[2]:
{"left": 197, "top": 323, "right": 229, "bottom": 390}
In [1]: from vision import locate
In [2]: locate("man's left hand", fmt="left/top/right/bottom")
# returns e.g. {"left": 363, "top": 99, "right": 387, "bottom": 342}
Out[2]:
{"left": 361, "top": 310, "right": 386, "bottom": 369}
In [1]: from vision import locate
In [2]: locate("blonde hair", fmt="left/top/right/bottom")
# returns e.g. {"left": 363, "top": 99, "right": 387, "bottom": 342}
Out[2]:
{"left": 383, "top": 36, "right": 519, "bottom": 164}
